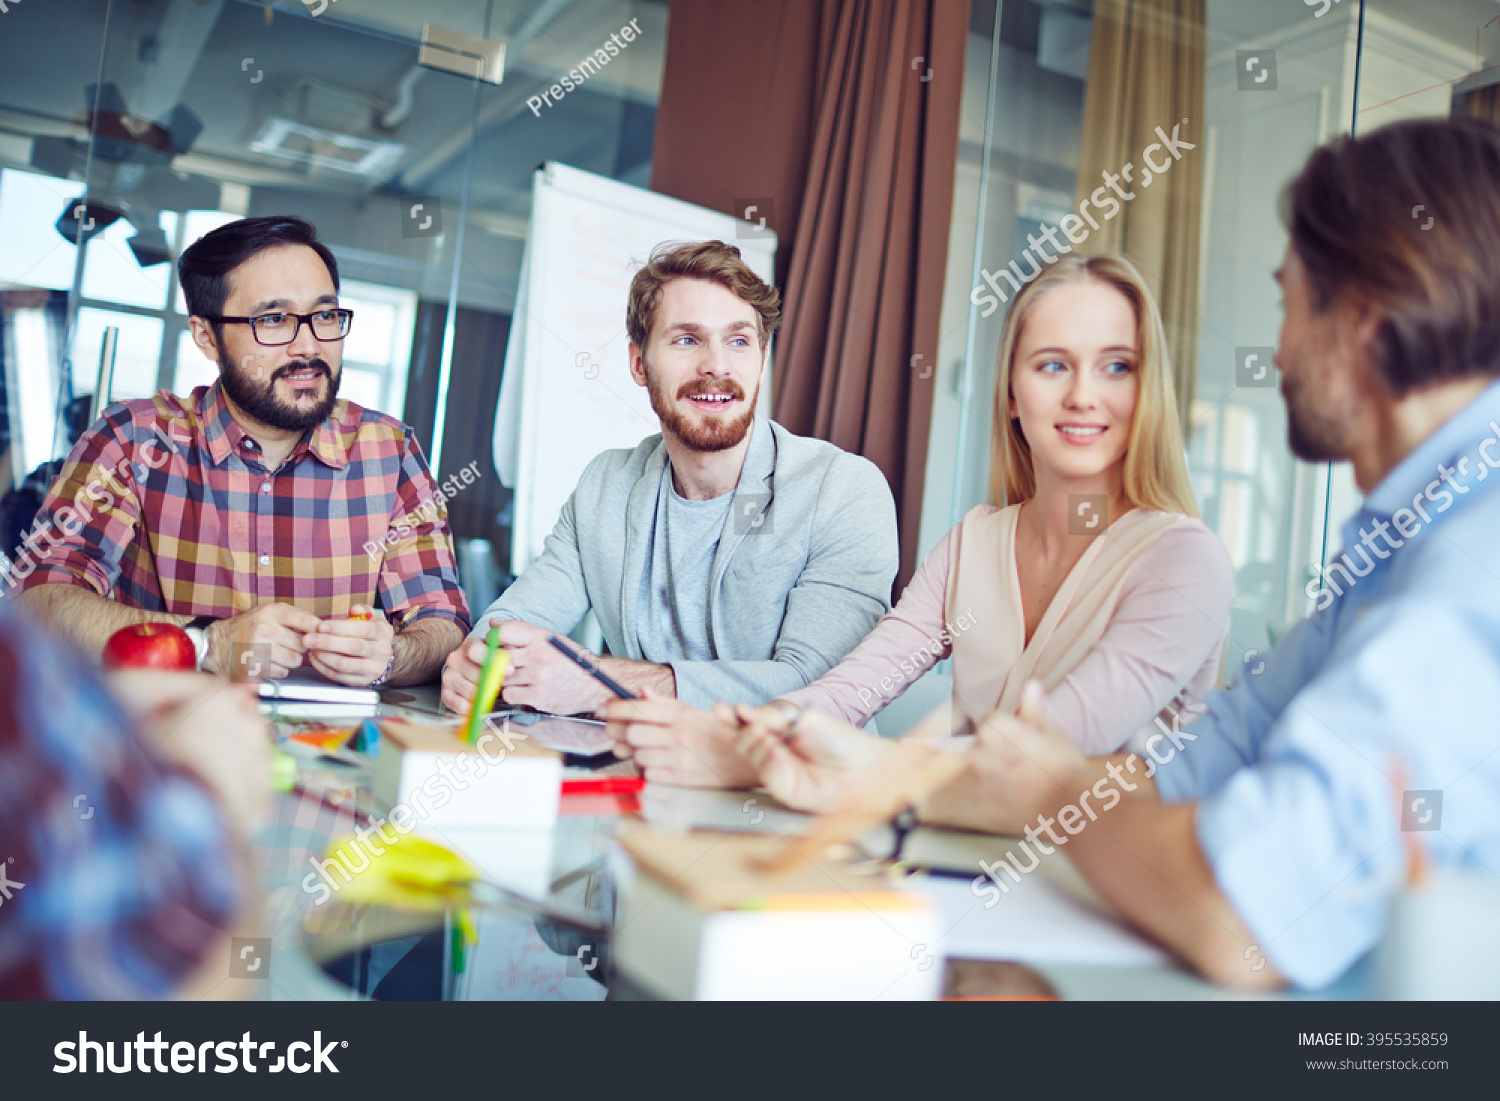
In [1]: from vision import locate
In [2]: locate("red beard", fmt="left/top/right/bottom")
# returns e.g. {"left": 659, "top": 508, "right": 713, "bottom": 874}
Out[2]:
{"left": 645, "top": 365, "right": 757, "bottom": 452}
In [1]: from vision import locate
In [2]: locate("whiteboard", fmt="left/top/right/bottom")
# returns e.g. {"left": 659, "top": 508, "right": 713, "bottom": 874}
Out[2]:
{"left": 495, "top": 163, "right": 777, "bottom": 574}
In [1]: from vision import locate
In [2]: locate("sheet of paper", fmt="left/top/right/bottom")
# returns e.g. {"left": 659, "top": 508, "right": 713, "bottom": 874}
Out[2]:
{"left": 636, "top": 784, "right": 811, "bottom": 836}
{"left": 520, "top": 717, "right": 616, "bottom": 756}
{"left": 922, "top": 871, "right": 1169, "bottom": 967}
{"left": 420, "top": 711, "right": 615, "bottom": 755}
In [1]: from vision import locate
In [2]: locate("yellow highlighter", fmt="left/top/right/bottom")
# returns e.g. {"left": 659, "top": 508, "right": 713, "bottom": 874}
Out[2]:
{"left": 463, "top": 623, "right": 509, "bottom": 744}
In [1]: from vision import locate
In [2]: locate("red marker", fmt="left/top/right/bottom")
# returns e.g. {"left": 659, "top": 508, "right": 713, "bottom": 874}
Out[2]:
{"left": 560, "top": 776, "right": 646, "bottom": 797}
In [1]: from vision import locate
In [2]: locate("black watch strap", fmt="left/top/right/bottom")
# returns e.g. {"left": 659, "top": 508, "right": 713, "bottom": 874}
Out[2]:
{"left": 185, "top": 615, "right": 220, "bottom": 631}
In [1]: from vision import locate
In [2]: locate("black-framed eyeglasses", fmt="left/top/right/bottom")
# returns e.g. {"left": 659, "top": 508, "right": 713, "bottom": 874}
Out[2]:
{"left": 213, "top": 308, "right": 354, "bottom": 346}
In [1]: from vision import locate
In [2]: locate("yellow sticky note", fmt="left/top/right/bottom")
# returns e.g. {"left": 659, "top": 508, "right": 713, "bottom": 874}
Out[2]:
{"left": 320, "top": 834, "right": 481, "bottom": 911}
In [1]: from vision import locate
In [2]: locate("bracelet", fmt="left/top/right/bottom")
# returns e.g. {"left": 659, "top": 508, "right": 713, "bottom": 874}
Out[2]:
{"left": 369, "top": 649, "right": 396, "bottom": 688}
{"left": 889, "top": 805, "right": 919, "bottom": 862}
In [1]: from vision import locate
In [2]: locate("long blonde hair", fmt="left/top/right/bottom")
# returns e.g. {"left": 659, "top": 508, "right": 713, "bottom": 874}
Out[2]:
{"left": 988, "top": 253, "right": 1198, "bottom": 518}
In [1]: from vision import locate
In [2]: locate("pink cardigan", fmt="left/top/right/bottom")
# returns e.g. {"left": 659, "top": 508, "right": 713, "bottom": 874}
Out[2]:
{"left": 781, "top": 504, "right": 1235, "bottom": 754}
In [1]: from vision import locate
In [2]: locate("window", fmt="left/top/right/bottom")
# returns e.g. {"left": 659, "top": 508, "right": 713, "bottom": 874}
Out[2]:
{"left": 69, "top": 308, "right": 164, "bottom": 404}
{"left": 0, "top": 169, "right": 84, "bottom": 293}
{"left": 335, "top": 280, "right": 417, "bottom": 420}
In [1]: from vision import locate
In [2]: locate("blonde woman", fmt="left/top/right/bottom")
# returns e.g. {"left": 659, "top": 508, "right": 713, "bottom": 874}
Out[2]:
{"left": 606, "top": 254, "right": 1233, "bottom": 803}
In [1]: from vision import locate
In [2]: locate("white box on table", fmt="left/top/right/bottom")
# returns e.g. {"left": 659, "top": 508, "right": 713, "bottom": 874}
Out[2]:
{"left": 371, "top": 716, "right": 562, "bottom": 831}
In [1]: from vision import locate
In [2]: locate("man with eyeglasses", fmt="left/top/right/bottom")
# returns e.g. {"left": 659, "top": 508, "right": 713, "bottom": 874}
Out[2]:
{"left": 9, "top": 216, "right": 469, "bottom": 686}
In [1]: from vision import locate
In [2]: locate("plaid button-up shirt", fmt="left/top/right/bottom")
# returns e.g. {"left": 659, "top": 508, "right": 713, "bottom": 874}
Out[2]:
{"left": 7, "top": 382, "right": 471, "bottom": 632}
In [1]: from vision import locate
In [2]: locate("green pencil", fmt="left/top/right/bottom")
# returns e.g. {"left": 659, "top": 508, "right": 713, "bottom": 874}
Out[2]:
{"left": 463, "top": 623, "right": 508, "bottom": 744}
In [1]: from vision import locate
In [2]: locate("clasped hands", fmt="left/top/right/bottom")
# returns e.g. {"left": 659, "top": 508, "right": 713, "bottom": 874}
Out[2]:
{"left": 205, "top": 602, "right": 395, "bottom": 686}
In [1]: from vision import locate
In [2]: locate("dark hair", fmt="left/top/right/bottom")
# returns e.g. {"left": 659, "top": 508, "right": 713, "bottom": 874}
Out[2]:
{"left": 1280, "top": 116, "right": 1500, "bottom": 395}
{"left": 177, "top": 215, "right": 340, "bottom": 331}
{"left": 626, "top": 240, "right": 781, "bottom": 348}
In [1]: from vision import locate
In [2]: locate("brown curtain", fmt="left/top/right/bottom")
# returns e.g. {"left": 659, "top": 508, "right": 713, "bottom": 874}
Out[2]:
{"left": 650, "top": 0, "right": 969, "bottom": 592}
{"left": 1072, "top": 0, "right": 1205, "bottom": 428}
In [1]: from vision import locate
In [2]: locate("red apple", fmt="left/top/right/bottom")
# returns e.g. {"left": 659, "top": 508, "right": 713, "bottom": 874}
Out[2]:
{"left": 102, "top": 623, "right": 197, "bottom": 671}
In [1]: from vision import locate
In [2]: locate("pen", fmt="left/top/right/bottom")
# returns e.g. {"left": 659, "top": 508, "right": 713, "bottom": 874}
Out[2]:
{"left": 547, "top": 635, "right": 640, "bottom": 700}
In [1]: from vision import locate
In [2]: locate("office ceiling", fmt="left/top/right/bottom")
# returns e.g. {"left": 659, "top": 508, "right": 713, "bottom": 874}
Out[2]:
{"left": 0, "top": 0, "right": 667, "bottom": 227}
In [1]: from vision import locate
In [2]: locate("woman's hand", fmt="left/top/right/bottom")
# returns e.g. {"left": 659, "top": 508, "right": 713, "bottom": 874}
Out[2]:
{"left": 603, "top": 693, "right": 759, "bottom": 787}
{"left": 960, "top": 681, "right": 1090, "bottom": 834}
{"left": 731, "top": 704, "right": 893, "bottom": 812}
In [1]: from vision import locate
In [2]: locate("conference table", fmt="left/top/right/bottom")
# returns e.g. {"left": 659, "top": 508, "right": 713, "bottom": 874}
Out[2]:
{"left": 249, "top": 684, "right": 1258, "bottom": 1002}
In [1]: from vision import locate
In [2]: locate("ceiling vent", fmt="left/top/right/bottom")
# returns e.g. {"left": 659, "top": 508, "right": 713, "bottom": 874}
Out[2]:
{"left": 248, "top": 116, "right": 405, "bottom": 177}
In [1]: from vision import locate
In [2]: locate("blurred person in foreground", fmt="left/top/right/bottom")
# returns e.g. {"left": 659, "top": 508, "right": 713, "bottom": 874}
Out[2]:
{"left": 0, "top": 602, "right": 269, "bottom": 998}
{"left": 741, "top": 116, "right": 1500, "bottom": 992}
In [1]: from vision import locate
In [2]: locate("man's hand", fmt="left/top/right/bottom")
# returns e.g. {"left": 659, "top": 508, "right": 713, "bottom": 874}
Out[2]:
{"left": 604, "top": 694, "right": 761, "bottom": 788}
{"left": 106, "top": 670, "right": 272, "bottom": 838}
{"left": 440, "top": 634, "right": 482, "bottom": 713}
{"left": 304, "top": 604, "right": 396, "bottom": 686}
{"left": 732, "top": 704, "right": 893, "bottom": 810}
{"left": 441, "top": 619, "right": 672, "bottom": 716}
{"left": 966, "top": 684, "right": 1285, "bottom": 990}
{"left": 960, "top": 681, "right": 1091, "bottom": 834}
{"left": 205, "top": 603, "right": 322, "bottom": 679}
{"left": 442, "top": 618, "right": 602, "bottom": 715}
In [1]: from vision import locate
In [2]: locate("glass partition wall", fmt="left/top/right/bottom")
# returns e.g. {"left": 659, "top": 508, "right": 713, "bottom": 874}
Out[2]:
{"left": 923, "top": 0, "right": 1486, "bottom": 679}
{"left": 0, "top": 0, "right": 666, "bottom": 608}
{"left": 8, "top": 0, "right": 1486, "bottom": 660}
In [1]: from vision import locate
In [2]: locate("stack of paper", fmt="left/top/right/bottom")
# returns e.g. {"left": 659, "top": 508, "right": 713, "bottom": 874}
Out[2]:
{"left": 632, "top": 785, "right": 1168, "bottom": 972}
{"left": 615, "top": 825, "right": 941, "bottom": 1000}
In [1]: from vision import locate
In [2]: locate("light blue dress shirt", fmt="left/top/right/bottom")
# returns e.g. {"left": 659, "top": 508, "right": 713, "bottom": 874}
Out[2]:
{"left": 1155, "top": 378, "right": 1500, "bottom": 989}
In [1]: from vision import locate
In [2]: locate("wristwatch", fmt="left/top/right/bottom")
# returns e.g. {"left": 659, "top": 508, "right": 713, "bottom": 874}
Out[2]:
{"left": 184, "top": 615, "right": 219, "bottom": 671}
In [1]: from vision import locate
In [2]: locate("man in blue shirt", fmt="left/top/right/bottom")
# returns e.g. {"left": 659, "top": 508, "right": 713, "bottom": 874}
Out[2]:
{"left": 964, "top": 116, "right": 1500, "bottom": 990}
